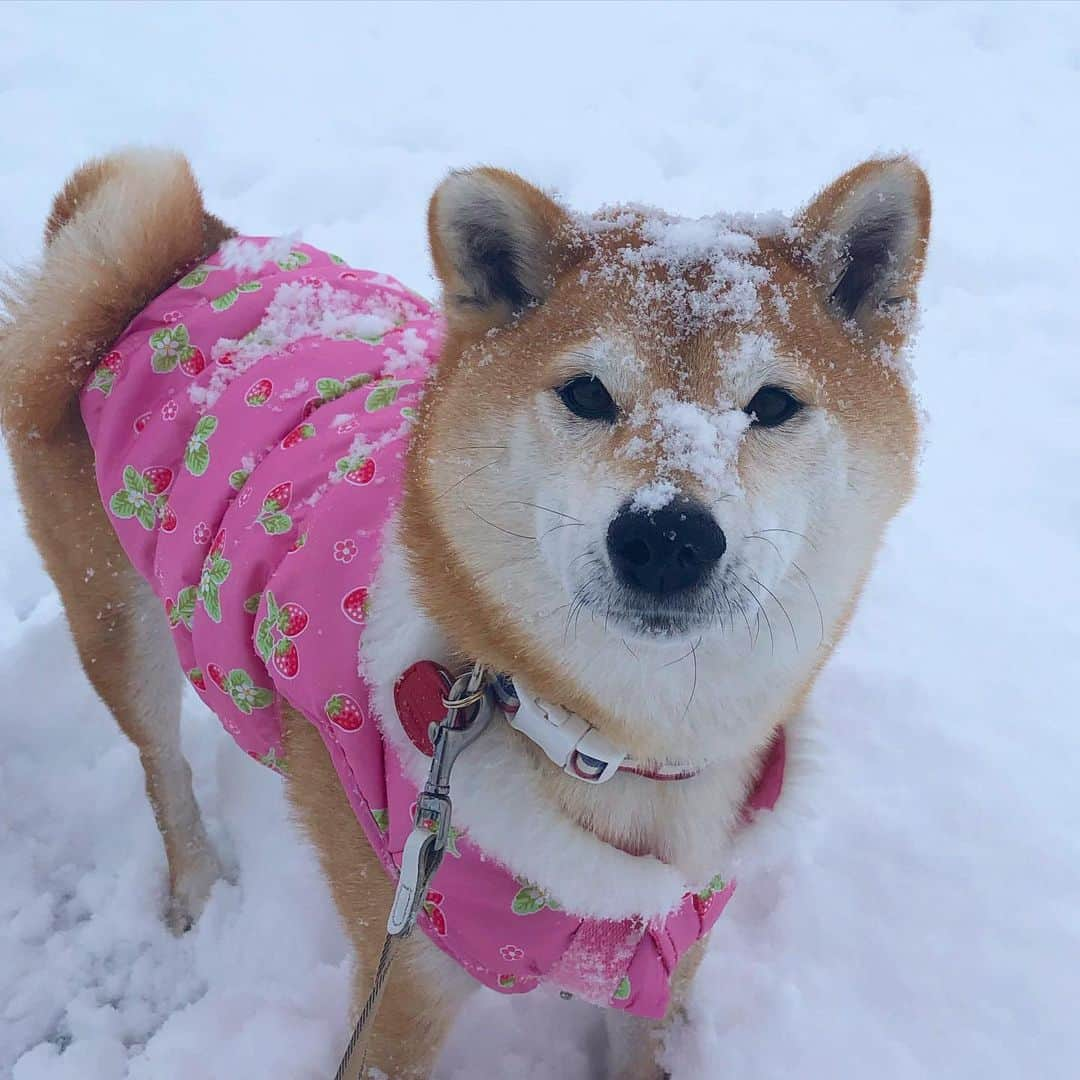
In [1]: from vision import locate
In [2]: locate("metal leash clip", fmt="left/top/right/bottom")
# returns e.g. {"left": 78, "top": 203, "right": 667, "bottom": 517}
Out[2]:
{"left": 387, "top": 664, "right": 491, "bottom": 937}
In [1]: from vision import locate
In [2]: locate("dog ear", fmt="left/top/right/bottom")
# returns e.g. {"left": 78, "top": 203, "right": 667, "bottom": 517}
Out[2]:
{"left": 428, "top": 168, "right": 576, "bottom": 334}
{"left": 795, "top": 157, "right": 931, "bottom": 345}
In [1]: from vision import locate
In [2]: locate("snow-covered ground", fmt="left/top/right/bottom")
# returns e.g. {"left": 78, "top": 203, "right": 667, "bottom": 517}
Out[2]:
{"left": 2, "top": 3, "right": 1079, "bottom": 1077}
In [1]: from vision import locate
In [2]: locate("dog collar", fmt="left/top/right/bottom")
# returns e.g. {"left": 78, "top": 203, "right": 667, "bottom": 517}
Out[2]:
{"left": 394, "top": 662, "right": 705, "bottom": 784}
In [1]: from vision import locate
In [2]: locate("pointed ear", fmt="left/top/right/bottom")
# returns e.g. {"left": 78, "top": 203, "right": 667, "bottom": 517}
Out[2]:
{"left": 428, "top": 168, "right": 576, "bottom": 334}
{"left": 795, "top": 157, "right": 931, "bottom": 345}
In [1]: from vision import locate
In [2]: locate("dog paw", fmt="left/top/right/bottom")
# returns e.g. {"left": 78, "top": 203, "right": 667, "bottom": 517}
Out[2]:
{"left": 166, "top": 843, "right": 227, "bottom": 933}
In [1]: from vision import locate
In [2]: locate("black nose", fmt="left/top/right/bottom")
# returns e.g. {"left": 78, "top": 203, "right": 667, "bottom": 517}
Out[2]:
{"left": 606, "top": 499, "right": 726, "bottom": 597}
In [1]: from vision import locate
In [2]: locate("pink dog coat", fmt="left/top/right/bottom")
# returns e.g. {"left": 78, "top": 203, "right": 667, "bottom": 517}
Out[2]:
{"left": 80, "top": 238, "right": 783, "bottom": 1018}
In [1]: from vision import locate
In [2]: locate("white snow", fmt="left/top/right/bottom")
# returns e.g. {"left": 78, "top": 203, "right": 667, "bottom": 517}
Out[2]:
{"left": 192, "top": 280, "right": 418, "bottom": 409}
{"left": 2, "top": 3, "right": 1079, "bottom": 1079}
{"left": 622, "top": 390, "right": 751, "bottom": 508}
{"left": 218, "top": 233, "right": 301, "bottom": 273}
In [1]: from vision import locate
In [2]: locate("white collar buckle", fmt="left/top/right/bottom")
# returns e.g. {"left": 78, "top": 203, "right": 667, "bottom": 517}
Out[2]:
{"left": 506, "top": 690, "right": 626, "bottom": 784}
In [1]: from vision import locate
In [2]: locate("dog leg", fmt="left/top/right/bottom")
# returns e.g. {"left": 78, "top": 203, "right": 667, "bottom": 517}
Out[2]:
{"left": 604, "top": 938, "right": 706, "bottom": 1080}
{"left": 284, "top": 711, "right": 474, "bottom": 1077}
{"left": 8, "top": 424, "right": 223, "bottom": 930}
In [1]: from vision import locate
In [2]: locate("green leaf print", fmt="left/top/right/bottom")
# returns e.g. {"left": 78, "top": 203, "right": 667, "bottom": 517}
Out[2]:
{"left": 238, "top": 281, "right": 262, "bottom": 294}
{"left": 243, "top": 592, "right": 262, "bottom": 615}
{"left": 255, "top": 620, "right": 275, "bottom": 663}
{"left": 275, "top": 251, "right": 311, "bottom": 271}
{"left": 169, "top": 586, "right": 197, "bottom": 630}
{"left": 185, "top": 441, "right": 210, "bottom": 476}
{"left": 149, "top": 325, "right": 191, "bottom": 375}
{"left": 228, "top": 469, "right": 250, "bottom": 491}
{"left": 259, "top": 747, "right": 289, "bottom": 773}
{"left": 177, "top": 267, "right": 211, "bottom": 289}
{"left": 206, "top": 557, "right": 231, "bottom": 587}
{"left": 258, "top": 512, "right": 292, "bottom": 536}
{"left": 316, "top": 377, "right": 346, "bottom": 400}
{"left": 200, "top": 583, "right": 222, "bottom": 623}
{"left": 225, "top": 669, "right": 275, "bottom": 714}
{"left": 110, "top": 490, "right": 136, "bottom": 518}
{"left": 197, "top": 553, "right": 230, "bottom": 624}
{"left": 329, "top": 253, "right": 346, "bottom": 266}
{"left": 511, "top": 884, "right": 560, "bottom": 916}
{"left": 185, "top": 415, "right": 217, "bottom": 477}
{"left": 122, "top": 465, "right": 146, "bottom": 495}
{"left": 134, "top": 503, "right": 156, "bottom": 531}
{"left": 612, "top": 976, "right": 631, "bottom": 1002}
{"left": 211, "top": 288, "right": 240, "bottom": 312}
{"left": 371, "top": 808, "right": 389, "bottom": 833}
{"left": 88, "top": 368, "right": 115, "bottom": 395}
{"left": 365, "top": 380, "right": 407, "bottom": 413}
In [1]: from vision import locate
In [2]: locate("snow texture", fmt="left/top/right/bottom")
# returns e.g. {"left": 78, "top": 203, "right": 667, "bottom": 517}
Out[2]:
{"left": 2, "top": 3, "right": 1079, "bottom": 1078}
{"left": 623, "top": 390, "right": 751, "bottom": 510}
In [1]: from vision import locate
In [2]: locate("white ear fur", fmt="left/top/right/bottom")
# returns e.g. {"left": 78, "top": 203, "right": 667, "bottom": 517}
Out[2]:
{"left": 798, "top": 157, "right": 931, "bottom": 341}
{"left": 428, "top": 168, "right": 573, "bottom": 331}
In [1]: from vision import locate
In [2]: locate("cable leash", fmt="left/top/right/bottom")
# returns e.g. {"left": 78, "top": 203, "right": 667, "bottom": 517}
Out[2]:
{"left": 333, "top": 663, "right": 491, "bottom": 1080}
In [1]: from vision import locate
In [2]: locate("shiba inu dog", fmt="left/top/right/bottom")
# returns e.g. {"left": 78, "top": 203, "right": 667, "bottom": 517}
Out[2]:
{"left": 0, "top": 149, "right": 929, "bottom": 1078}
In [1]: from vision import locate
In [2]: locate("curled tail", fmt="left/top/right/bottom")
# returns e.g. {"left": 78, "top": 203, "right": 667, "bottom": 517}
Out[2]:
{"left": 0, "top": 148, "right": 233, "bottom": 439}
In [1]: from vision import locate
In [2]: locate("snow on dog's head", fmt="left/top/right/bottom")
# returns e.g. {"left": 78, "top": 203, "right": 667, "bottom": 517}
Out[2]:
{"left": 404, "top": 160, "right": 929, "bottom": 747}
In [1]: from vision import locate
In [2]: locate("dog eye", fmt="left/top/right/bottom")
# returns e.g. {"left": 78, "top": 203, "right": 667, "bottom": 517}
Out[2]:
{"left": 746, "top": 386, "right": 802, "bottom": 428}
{"left": 556, "top": 375, "right": 618, "bottom": 423}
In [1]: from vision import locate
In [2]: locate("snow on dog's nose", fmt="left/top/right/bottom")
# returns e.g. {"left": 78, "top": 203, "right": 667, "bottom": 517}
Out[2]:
{"left": 606, "top": 498, "right": 726, "bottom": 597}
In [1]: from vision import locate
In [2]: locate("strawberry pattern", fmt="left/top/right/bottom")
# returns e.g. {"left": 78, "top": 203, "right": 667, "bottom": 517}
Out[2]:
{"left": 255, "top": 590, "right": 308, "bottom": 679}
{"left": 109, "top": 464, "right": 174, "bottom": 532}
{"left": 256, "top": 482, "right": 293, "bottom": 535}
{"left": 80, "top": 237, "right": 765, "bottom": 1020}
{"left": 87, "top": 350, "right": 123, "bottom": 396}
{"left": 149, "top": 323, "right": 205, "bottom": 376}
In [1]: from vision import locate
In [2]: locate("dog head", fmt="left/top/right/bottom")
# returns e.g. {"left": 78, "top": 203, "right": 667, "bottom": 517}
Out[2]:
{"left": 404, "top": 160, "right": 929, "bottom": 754}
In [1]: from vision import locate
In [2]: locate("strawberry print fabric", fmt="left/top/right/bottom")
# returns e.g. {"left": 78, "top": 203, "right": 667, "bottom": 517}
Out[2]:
{"left": 80, "top": 238, "right": 781, "bottom": 1019}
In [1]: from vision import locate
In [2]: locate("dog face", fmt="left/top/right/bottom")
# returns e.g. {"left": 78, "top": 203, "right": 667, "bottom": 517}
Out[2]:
{"left": 405, "top": 161, "right": 929, "bottom": 739}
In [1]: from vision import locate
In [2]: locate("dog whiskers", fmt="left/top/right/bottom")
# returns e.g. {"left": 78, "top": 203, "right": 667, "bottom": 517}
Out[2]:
{"left": 749, "top": 573, "right": 798, "bottom": 651}
{"left": 757, "top": 527, "right": 816, "bottom": 551}
{"left": 436, "top": 458, "right": 503, "bottom": 501}
{"left": 465, "top": 505, "right": 536, "bottom": 541}
{"left": 504, "top": 501, "right": 584, "bottom": 524}
{"left": 744, "top": 533, "right": 823, "bottom": 646}
{"left": 732, "top": 573, "right": 775, "bottom": 655}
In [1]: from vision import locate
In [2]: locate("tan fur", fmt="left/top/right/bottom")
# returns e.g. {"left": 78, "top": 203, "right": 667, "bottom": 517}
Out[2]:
{"left": 1, "top": 151, "right": 930, "bottom": 1078}
{"left": 284, "top": 708, "right": 469, "bottom": 1076}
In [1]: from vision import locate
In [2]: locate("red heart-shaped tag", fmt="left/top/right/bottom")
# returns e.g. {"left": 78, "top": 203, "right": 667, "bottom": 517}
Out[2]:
{"left": 393, "top": 661, "right": 453, "bottom": 757}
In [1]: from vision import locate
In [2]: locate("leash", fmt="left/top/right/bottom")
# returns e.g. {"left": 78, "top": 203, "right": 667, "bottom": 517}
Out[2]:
{"left": 332, "top": 663, "right": 491, "bottom": 1080}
